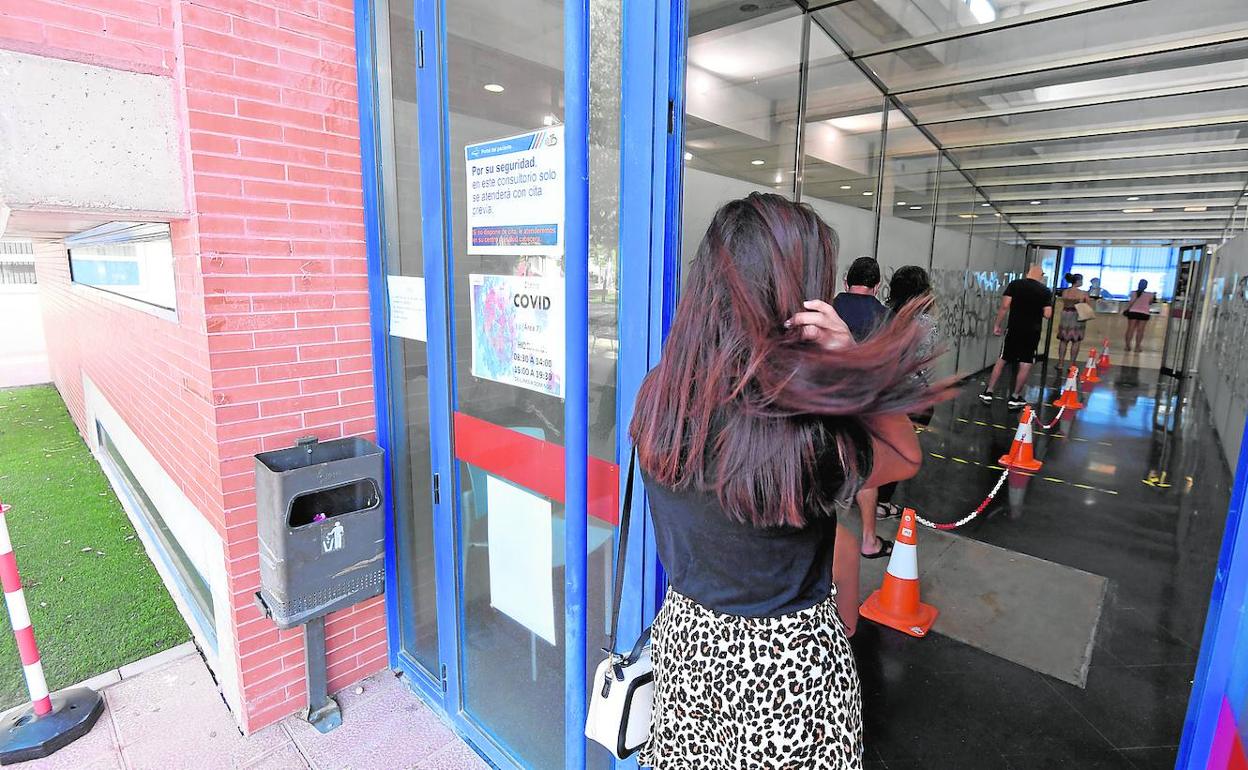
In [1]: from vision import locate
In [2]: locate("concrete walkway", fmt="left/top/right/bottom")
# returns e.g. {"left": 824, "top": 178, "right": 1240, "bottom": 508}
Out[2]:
{"left": 24, "top": 646, "right": 489, "bottom": 770}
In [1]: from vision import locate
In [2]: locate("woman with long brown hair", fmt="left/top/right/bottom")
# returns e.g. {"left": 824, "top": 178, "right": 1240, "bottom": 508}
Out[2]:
{"left": 632, "top": 193, "right": 942, "bottom": 768}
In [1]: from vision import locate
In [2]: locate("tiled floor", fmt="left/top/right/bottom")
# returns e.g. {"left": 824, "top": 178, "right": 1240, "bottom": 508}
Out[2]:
{"left": 854, "top": 355, "right": 1228, "bottom": 768}
{"left": 22, "top": 650, "right": 489, "bottom": 770}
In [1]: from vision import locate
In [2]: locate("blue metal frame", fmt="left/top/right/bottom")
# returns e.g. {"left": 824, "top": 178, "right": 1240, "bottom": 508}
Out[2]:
{"left": 1179, "top": 415, "right": 1248, "bottom": 769}
{"left": 564, "top": 1, "right": 591, "bottom": 768}
{"left": 352, "top": 0, "right": 403, "bottom": 676}
{"left": 357, "top": 0, "right": 688, "bottom": 766}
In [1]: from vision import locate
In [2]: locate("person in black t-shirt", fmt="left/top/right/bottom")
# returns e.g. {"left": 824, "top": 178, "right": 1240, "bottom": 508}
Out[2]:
{"left": 831, "top": 257, "right": 893, "bottom": 558}
{"left": 979, "top": 264, "right": 1053, "bottom": 411}
{"left": 832, "top": 256, "right": 887, "bottom": 342}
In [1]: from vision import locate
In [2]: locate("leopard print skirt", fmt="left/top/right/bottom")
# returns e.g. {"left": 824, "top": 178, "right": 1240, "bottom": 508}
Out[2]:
{"left": 639, "top": 587, "right": 863, "bottom": 769}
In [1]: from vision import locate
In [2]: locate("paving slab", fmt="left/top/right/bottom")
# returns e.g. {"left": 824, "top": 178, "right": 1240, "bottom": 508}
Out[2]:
{"left": 106, "top": 654, "right": 291, "bottom": 769}
{"left": 284, "top": 678, "right": 459, "bottom": 770}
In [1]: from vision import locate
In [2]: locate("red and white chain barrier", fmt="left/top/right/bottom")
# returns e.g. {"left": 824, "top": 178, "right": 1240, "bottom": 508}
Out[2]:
{"left": 1031, "top": 405, "right": 1066, "bottom": 430}
{"left": 0, "top": 502, "right": 52, "bottom": 716}
{"left": 913, "top": 467, "right": 1010, "bottom": 531}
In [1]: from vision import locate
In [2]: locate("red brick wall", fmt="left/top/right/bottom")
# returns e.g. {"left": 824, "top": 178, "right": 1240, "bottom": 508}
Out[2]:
{"left": 0, "top": 0, "right": 176, "bottom": 74}
{"left": 181, "top": 0, "right": 381, "bottom": 732}
{"left": 23, "top": 0, "right": 385, "bottom": 734}
{"left": 33, "top": 224, "right": 223, "bottom": 533}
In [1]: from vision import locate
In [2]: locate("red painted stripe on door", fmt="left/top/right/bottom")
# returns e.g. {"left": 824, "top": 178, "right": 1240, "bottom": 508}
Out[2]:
{"left": 452, "top": 412, "right": 620, "bottom": 526}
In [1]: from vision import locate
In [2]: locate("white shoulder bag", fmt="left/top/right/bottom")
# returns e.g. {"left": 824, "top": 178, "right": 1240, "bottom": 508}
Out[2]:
{"left": 585, "top": 451, "right": 654, "bottom": 759}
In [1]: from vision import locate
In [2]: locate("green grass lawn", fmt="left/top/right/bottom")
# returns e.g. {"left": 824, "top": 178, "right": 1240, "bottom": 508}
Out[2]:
{"left": 0, "top": 385, "right": 188, "bottom": 709}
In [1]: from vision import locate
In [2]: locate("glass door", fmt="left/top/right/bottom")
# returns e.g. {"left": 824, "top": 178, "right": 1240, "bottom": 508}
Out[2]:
{"left": 419, "top": 1, "right": 623, "bottom": 767}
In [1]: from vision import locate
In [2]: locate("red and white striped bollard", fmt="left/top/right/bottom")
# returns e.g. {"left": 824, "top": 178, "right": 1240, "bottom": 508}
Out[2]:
{"left": 0, "top": 503, "right": 51, "bottom": 717}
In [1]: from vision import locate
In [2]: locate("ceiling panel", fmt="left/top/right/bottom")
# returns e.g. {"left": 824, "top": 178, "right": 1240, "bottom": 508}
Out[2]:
{"left": 849, "top": 0, "right": 1248, "bottom": 94}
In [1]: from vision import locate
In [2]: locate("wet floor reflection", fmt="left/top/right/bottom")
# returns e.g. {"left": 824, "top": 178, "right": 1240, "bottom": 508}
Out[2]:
{"left": 857, "top": 357, "right": 1233, "bottom": 768}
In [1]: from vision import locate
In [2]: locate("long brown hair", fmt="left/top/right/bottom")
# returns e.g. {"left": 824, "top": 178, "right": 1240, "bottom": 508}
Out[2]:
{"left": 630, "top": 193, "right": 942, "bottom": 529}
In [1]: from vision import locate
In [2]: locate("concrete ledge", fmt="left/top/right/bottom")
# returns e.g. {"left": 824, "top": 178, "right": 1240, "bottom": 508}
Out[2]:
{"left": 73, "top": 641, "right": 198, "bottom": 695}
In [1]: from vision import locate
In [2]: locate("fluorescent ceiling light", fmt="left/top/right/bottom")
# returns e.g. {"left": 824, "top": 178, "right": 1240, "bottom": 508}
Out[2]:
{"left": 909, "top": 206, "right": 923, "bottom": 210}
{"left": 839, "top": 185, "right": 852, "bottom": 190}
{"left": 1184, "top": 206, "right": 1208, "bottom": 212}
{"left": 483, "top": 83, "right": 505, "bottom": 93}
{"left": 683, "top": 151, "right": 693, "bottom": 161}
{"left": 1030, "top": 200, "right": 1042, "bottom": 205}
{"left": 966, "top": 0, "right": 997, "bottom": 24}
{"left": 1123, "top": 208, "right": 1155, "bottom": 213}
{"left": 958, "top": 214, "right": 977, "bottom": 219}
{"left": 897, "top": 201, "right": 907, "bottom": 206}
{"left": 981, "top": 203, "right": 992, "bottom": 207}
{"left": 1127, "top": 196, "right": 1140, "bottom": 201}
{"left": 862, "top": 191, "right": 873, "bottom": 196}
{"left": 751, "top": 159, "right": 765, "bottom": 166}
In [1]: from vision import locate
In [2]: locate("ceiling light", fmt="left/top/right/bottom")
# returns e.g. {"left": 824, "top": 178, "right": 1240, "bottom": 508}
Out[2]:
{"left": 1029, "top": 200, "right": 1042, "bottom": 205}
{"left": 897, "top": 201, "right": 907, "bottom": 206}
{"left": 683, "top": 151, "right": 693, "bottom": 161}
{"left": 774, "top": 172, "right": 783, "bottom": 184}
{"left": 839, "top": 185, "right": 852, "bottom": 190}
{"left": 981, "top": 203, "right": 992, "bottom": 208}
{"left": 483, "top": 83, "right": 505, "bottom": 93}
{"left": 862, "top": 191, "right": 873, "bottom": 196}
{"left": 750, "top": 159, "right": 765, "bottom": 166}
{"left": 1123, "top": 208, "right": 1154, "bottom": 213}
{"left": 958, "top": 214, "right": 977, "bottom": 219}
{"left": 1184, "top": 206, "right": 1207, "bottom": 212}
{"left": 909, "top": 206, "right": 923, "bottom": 210}
{"left": 966, "top": 0, "right": 997, "bottom": 24}
{"left": 1127, "top": 196, "right": 1140, "bottom": 201}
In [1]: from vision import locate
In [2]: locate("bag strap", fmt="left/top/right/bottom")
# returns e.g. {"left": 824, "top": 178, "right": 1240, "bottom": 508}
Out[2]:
{"left": 606, "top": 447, "right": 638, "bottom": 658}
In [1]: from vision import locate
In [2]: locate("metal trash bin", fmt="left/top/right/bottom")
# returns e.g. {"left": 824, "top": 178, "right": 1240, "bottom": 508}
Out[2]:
{"left": 254, "top": 436, "right": 386, "bottom": 629}
{"left": 252, "top": 436, "right": 385, "bottom": 733}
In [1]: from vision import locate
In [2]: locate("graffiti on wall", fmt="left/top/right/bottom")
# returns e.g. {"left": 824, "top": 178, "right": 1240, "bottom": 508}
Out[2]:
{"left": 1208, "top": 273, "right": 1248, "bottom": 402}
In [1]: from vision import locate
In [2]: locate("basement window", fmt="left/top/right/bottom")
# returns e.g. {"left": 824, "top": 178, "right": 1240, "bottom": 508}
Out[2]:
{"left": 67, "top": 222, "right": 176, "bottom": 312}
{"left": 96, "top": 422, "right": 216, "bottom": 650}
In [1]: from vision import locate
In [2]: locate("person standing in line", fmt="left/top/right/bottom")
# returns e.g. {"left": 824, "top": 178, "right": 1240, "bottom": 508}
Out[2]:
{"left": 632, "top": 194, "right": 939, "bottom": 769}
{"left": 832, "top": 256, "right": 891, "bottom": 559}
{"left": 871, "top": 265, "right": 940, "bottom": 521}
{"left": 1055, "top": 273, "right": 1090, "bottom": 375}
{"left": 979, "top": 264, "right": 1053, "bottom": 410}
{"left": 1124, "top": 278, "right": 1156, "bottom": 352}
{"left": 832, "top": 256, "right": 888, "bottom": 341}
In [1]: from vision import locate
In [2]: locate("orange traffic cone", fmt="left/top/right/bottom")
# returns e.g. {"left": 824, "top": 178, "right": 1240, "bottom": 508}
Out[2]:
{"left": 860, "top": 508, "right": 938, "bottom": 638}
{"left": 1053, "top": 366, "right": 1084, "bottom": 410}
{"left": 998, "top": 405, "right": 1043, "bottom": 472}
{"left": 1098, "top": 339, "right": 1111, "bottom": 371}
{"left": 1084, "top": 348, "right": 1101, "bottom": 384}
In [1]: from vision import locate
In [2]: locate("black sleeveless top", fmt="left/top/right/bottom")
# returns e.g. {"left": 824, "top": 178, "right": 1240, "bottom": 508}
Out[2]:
{"left": 644, "top": 419, "right": 872, "bottom": 618}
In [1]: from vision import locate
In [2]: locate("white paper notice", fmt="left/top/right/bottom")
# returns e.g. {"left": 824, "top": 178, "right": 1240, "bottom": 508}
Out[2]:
{"left": 465, "top": 126, "right": 564, "bottom": 256}
{"left": 485, "top": 475, "right": 556, "bottom": 645}
{"left": 387, "top": 275, "right": 426, "bottom": 342}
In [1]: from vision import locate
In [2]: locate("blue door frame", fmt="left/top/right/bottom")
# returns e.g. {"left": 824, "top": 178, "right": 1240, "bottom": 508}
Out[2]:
{"left": 354, "top": 0, "right": 683, "bottom": 767}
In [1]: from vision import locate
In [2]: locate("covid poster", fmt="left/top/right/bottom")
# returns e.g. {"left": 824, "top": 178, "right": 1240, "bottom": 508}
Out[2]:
{"left": 468, "top": 274, "right": 565, "bottom": 398}
{"left": 465, "top": 126, "right": 564, "bottom": 256}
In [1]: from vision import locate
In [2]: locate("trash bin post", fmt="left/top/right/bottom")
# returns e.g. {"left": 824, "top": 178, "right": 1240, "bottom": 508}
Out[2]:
{"left": 302, "top": 616, "right": 341, "bottom": 734}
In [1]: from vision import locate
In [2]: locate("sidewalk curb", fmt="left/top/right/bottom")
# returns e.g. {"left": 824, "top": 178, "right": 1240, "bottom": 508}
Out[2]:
{"left": 76, "top": 641, "right": 198, "bottom": 694}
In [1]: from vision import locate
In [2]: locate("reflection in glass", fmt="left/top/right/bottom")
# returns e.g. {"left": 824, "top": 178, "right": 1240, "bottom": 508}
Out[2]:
{"left": 681, "top": 2, "right": 804, "bottom": 274}
{"left": 445, "top": 2, "right": 567, "bottom": 765}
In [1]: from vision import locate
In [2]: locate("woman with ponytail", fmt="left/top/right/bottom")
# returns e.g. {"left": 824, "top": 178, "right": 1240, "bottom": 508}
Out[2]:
{"left": 633, "top": 193, "right": 946, "bottom": 769}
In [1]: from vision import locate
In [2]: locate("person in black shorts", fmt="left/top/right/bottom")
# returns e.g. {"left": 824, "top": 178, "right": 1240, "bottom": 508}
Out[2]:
{"left": 979, "top": 264, "right": 1053, "bottom": 410}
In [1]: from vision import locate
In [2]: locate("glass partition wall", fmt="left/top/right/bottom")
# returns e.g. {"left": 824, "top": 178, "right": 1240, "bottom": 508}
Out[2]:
{"left": 681, "top": 2, "right": 1029, "bottom": 378}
